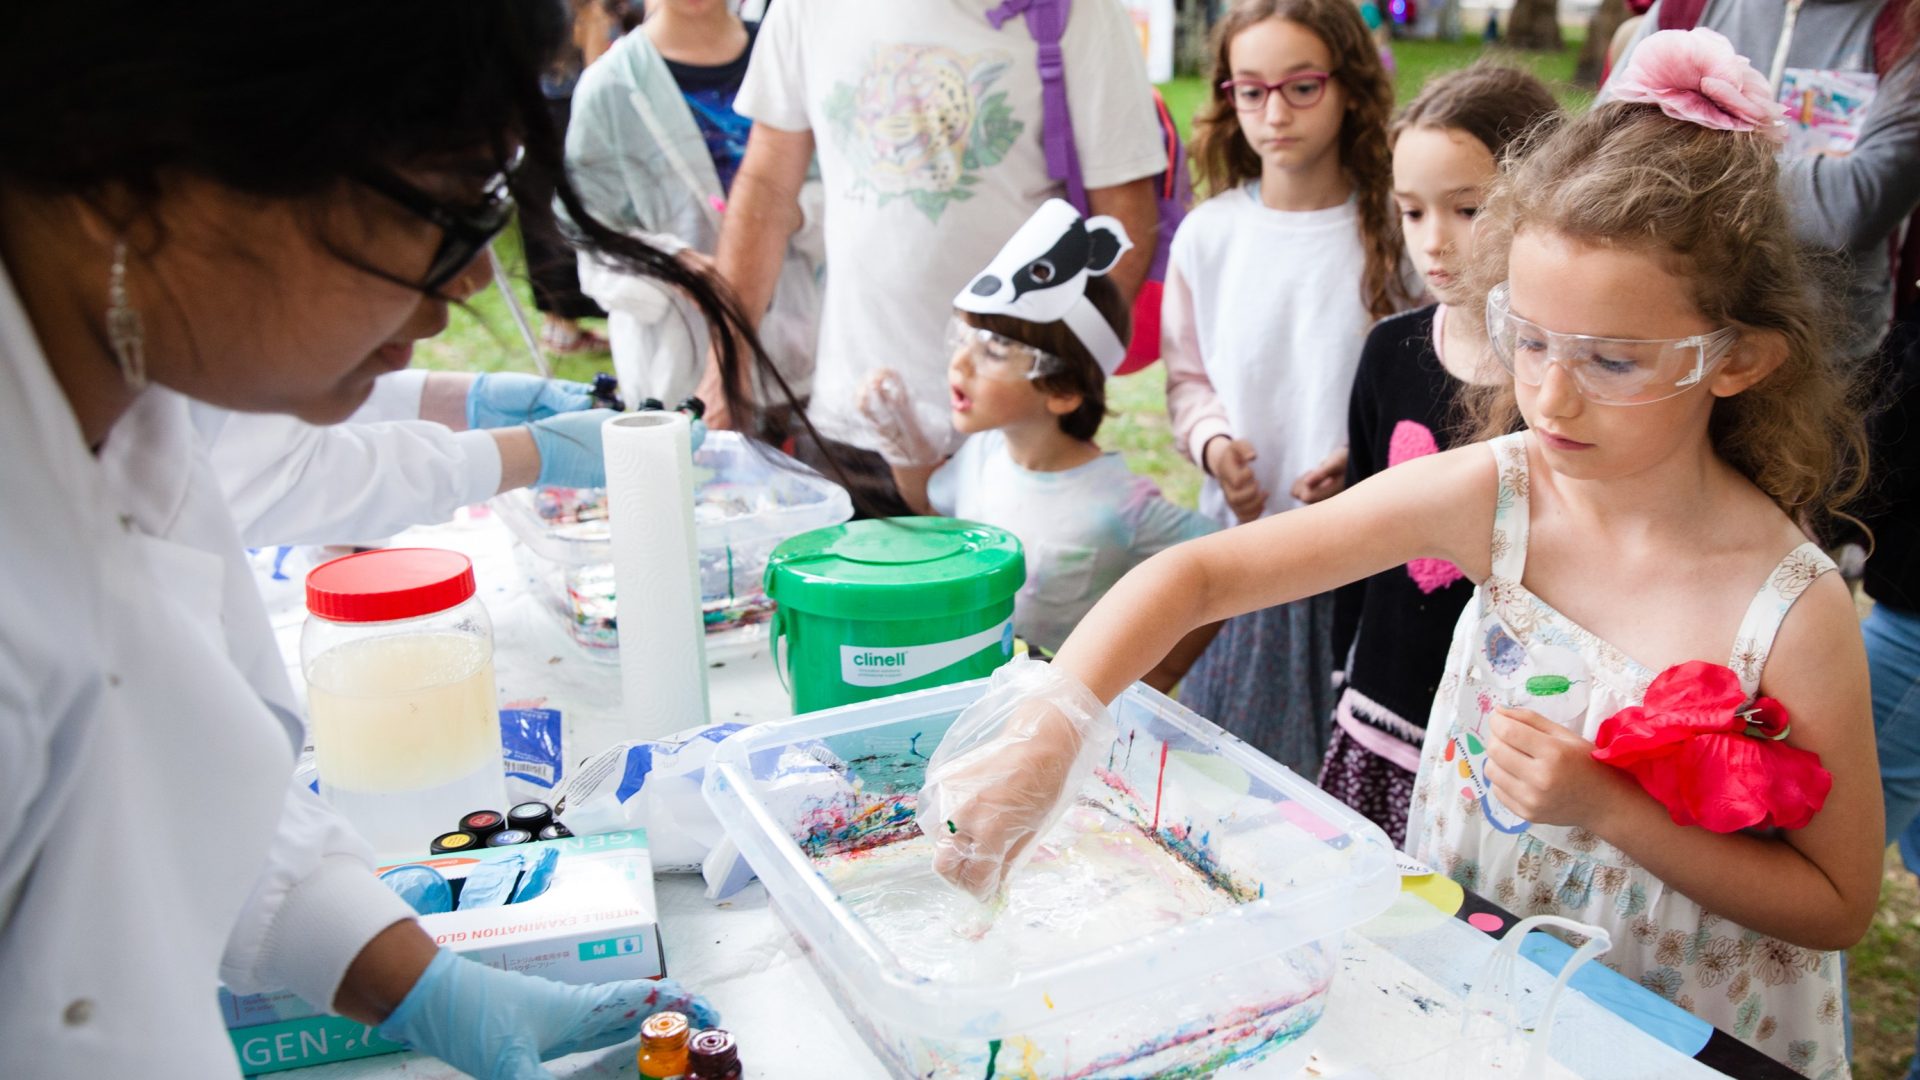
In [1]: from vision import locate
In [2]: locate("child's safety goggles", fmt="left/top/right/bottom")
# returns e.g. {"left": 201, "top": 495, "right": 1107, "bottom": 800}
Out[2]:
{"left": 1486, "top": 283, "right": 1740, "bottom": 406}
{"left": 945, "top": 318, "right": 1066, "bottom": 382}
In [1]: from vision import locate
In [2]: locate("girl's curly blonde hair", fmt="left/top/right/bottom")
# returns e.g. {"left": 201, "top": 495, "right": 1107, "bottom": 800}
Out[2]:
{"left": 1461, "top": 101, "right": 1868, "bottom": 542}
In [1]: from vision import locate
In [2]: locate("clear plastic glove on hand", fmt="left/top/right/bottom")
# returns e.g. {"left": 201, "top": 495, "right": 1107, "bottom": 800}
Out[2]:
{"left": 917, "top": 658, "right": 1116, "bottom": 902}
{"left": 529, "top": 408, "right": 619, "bottom": 488}
{"left": 378, "top": 949, "right": 719, "bottom": 1080}
{"left": 468, "top": 372, "right": 598, "bottom": 429}
{"left": 855, "top": 368, "right": 949, "bottom": 467}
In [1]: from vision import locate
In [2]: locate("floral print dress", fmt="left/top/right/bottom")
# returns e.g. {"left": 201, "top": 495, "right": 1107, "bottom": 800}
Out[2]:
{"left": 1404, "top": 433, "right": 1848, "bottom": 1079}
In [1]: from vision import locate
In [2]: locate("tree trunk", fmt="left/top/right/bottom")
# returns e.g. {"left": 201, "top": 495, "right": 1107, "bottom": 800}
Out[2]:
{"left": 1504, "top": 0, "right": 1564, "bottom": 51}
{"left": 1574, "top": 0, "right": 1628, "bottom": 86}
{"left": 1176, "top": 0, "right": 1214, "bottom": 78}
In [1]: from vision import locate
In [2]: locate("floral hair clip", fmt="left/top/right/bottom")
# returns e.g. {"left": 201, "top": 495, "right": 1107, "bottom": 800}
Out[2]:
{"left": 1608, "top": 28, "right": 1787, "bottom": 145}
{"left": 1591, "top": 660, "right": 1830, "bottom": 832}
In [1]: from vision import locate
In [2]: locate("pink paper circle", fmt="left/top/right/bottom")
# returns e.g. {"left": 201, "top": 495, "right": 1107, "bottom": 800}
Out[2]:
{"left": 1467, "top": 912, "right": 1505, "bottom": 933}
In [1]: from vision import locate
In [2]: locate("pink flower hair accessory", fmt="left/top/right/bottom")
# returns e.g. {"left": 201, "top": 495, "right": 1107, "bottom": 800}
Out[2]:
{"left": 1609, "top": 28, "right": 1786, "bottom": 144}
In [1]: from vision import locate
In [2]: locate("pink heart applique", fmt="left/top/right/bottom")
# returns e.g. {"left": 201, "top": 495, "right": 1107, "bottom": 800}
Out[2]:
{"left": 1388, "top": 419, "right": 1439, "bottom": 467}
{"left": 1408, "top": 557, "right": 1465, "bottom": 593}
{"left": 1388, "top": 421, "right": 1465, "bottom": 593}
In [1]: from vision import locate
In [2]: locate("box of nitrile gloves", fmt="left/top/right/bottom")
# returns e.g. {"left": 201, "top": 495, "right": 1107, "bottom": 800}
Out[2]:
{"left": 221, "top": 829, "right": 661, "bottom": 1075}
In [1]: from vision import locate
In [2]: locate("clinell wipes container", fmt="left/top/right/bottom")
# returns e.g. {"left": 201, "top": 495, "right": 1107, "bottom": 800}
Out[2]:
{"left": 764, "top": 518, "right": 1023, "bottom": 713}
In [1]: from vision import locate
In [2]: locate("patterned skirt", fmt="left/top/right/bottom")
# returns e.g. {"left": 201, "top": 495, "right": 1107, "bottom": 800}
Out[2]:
{"left": 1317, "top": 725, "right": 1417, "bottom": 848}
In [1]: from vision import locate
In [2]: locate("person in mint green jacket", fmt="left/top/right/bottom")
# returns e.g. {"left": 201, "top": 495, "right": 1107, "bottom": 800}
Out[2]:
{"left": 565, "top": 1, "right": 824, "bottom": 409}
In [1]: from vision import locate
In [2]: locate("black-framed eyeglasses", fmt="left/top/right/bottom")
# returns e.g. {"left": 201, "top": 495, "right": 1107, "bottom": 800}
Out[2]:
{"left": 357, "top": 146, "right": 524, "bottom": 292}
{"left": 1219, "top": 72, "right": 1334, "bottom": 112}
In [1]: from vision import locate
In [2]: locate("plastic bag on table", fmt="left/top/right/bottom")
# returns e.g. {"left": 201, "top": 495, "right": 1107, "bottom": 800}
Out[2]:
{"left": 558, "top": 724, "right": 749, "bottom": 871}
{"left": 557, "top": 722, "right": 861, "bottom": 896}
{"left": 916, "top": 658, "right": 1115, "bottom": 902}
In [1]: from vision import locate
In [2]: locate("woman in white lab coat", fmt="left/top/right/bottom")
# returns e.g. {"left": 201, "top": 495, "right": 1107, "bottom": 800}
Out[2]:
{"left": 203, "top": 364, "right": 616, "bottom": 548}
{"left": 0, "top": 4, "right": 788, "bottom": 1076}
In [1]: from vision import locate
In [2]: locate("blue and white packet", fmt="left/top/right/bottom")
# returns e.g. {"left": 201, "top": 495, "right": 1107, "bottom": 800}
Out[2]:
{"left": 501, "top": 707, "right": 565, "bottom": 803}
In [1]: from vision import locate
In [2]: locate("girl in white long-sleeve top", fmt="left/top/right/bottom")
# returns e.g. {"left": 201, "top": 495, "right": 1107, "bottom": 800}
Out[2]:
{"left": 1163, "top": 0, "right": 1415, "bottom": 775}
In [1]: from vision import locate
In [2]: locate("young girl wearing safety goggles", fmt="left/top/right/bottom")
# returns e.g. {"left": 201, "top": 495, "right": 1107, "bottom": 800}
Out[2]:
{"left": 920, "top": 33, "right": 1874, "bottom": 1078}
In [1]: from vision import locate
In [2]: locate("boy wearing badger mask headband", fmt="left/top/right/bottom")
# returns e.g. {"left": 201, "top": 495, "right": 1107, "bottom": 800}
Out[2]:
{"left": 859, "top": 200, "right": 1218, "bottom": 688}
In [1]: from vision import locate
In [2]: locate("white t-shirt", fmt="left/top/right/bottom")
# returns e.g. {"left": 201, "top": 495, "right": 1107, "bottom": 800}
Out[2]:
{"left": 928, "top": 431, "right": 1217, "bottom": 652}
{"left": 735, "top": 0, "right": 1165, "bottom": 455}
{"left": 1169, "top": 185, "right": 1380, "bottom": 527}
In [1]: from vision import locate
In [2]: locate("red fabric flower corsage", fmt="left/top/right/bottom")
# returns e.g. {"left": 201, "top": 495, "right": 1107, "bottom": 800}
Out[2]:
{"left": 1590, "top": 660, "right": 1831, "bottom": 832}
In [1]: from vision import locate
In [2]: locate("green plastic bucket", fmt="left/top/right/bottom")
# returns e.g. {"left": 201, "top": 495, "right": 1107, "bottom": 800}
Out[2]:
{"left": 765, "top": 518, "right": 1024, "bottom": 713}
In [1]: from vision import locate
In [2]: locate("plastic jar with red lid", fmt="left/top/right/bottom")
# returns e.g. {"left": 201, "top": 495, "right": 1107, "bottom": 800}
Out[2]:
{"left": 302, "top": 548, "right": 504, "bottom": 857}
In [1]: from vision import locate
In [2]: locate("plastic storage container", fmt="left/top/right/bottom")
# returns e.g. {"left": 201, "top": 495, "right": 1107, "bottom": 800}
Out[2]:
{"left": 703, "top": 679, "right": 1400, "bottom": 1078}
{"left": 495, "top": 432, "right": 852, "bottom": 662}
{"left": 303, "top": 549, "right": 506, "bottom": 858}
{"left": 763, "top": 518, "right": 1023, "bottom": 713}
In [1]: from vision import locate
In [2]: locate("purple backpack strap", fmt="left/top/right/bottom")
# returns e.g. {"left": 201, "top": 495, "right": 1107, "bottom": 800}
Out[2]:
{"left": 988, "top": 0, "right": 1088, "bottom": 213}
{"left": 1654, "top": 0, "right": 1709, "bottom": 30}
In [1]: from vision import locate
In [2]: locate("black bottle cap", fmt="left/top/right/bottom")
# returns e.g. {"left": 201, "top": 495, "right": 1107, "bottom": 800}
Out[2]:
{"left": 589, "top": 372, "right": 626, "bottom": 412}
{"left": 430, "top": 830, "right": 480, "bottom": 855}
{"left": 485, "top": 828, "right": 533, "bottom": 847}
{"left": 688, "top": 1028, "right": 739, "bottom": 1077}
{"left": 459, "top": 810, "right": 506, "bottom": 840}
{"left": 508, "top": 801, "right": 554, "bottom": 833}
{"left": 537, "top": 823, "right": 573, "bottom": 841}
{"left": 675, "top": 395, "right": 706, "bottom": 420}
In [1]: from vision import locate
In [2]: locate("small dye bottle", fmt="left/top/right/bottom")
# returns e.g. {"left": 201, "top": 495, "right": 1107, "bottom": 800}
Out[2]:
{"left": 637, "top": 1011, "right": 690, "bottom": 1078}
{"left": 459, "top": 809, "right": 507, "bottom": 843}
{"left": 507, "top": 801, "right": 554, "bottom": 834}
{"left": 429, "top": 830, "right": 479, "bottom": 855}
{"left": 687, "top": 1029, "right": 742, "bottom": 1079}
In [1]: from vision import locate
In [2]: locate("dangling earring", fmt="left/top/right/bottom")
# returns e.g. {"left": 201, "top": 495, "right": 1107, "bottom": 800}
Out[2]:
{"left": 106, "top": 240, "right": 146, "bottom": 391}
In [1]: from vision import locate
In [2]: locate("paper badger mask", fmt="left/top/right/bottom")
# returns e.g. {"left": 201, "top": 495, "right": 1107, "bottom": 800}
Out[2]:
{"left": 953, "top": 198, "right": 1134, "bottom": 375}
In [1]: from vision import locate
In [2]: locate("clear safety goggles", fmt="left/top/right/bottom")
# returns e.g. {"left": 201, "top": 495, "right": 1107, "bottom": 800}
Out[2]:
{"left": 945, "top": 318, "right": 1065, "bottom": 382}
{"left": 1486, "top": 282, "right": 1741, "bottom": 406}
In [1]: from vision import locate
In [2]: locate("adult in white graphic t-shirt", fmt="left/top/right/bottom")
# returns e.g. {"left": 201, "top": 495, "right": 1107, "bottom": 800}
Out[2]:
{"left": 701, "top": 0, "right": 1166, "bottom": 512}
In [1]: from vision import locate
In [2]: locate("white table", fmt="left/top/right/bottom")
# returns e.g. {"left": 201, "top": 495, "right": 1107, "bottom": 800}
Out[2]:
{"left": 266, "top": 512, "right": 1728, "bottom": 1080}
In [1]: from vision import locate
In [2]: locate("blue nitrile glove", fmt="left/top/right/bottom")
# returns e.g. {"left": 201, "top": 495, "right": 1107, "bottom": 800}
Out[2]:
{"left": 379, "top": 950, "right": 719, "bottom": 1080}
{"left": 468, "top": 372, "right": 597, "bottom": 430}
{"left": 674, "top": 396, "right": 709, "bottom": 453}
{"left": 528, "top": 408, "right": 617, "bottom": 488}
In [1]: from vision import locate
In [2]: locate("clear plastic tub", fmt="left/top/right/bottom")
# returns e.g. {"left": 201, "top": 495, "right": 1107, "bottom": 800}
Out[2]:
{"left": 703, "top": 679, "right": 1400, "bottom": 1078}
{"left": 495, "top": 432, "right": 852, "bottom": 662}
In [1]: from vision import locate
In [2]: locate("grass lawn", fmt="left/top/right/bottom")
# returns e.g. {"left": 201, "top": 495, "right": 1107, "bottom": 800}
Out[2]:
{"left": 424, "top": 39, "right": 1916, "bottom": 1076}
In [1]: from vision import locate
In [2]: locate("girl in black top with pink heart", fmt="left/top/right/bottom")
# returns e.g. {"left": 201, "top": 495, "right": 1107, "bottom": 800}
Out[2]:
{"left": 1319, "top": 65, "right": 1560, "bottom": 845}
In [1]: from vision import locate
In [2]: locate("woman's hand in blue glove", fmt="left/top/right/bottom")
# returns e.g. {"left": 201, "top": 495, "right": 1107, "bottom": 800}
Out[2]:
{"left": 527, "top": 408, "right": 618, "bottom": 488}
{"left": 468, "top": 372, "right": 598, "bottom": 429}
{"left": 378, "top": 949, "right": 718, "bottom": 1080}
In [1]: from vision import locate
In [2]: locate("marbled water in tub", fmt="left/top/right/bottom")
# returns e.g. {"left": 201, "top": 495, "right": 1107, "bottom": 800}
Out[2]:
{"left": 818, "top": 803, "right": 1237, "bottom": 983}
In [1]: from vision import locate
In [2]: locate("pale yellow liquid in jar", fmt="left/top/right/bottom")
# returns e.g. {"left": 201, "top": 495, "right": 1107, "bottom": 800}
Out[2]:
{"left": 308, "top": 632, "right": 503, "bottom": 855}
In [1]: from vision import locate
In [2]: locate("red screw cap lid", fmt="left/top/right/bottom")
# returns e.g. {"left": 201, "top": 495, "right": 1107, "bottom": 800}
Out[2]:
{"left": 306, "top": 548, "right": 476, "bottom": 623}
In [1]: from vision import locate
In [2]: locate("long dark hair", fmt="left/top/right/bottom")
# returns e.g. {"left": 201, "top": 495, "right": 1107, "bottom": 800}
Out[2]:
{"left": 0, "top": 1, "right": 793, "bottom": 456}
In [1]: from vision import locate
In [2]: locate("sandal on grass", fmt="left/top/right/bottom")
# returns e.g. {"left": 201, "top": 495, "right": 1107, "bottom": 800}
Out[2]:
{"left": 541, "top": 324, "right": 610, "bottom": 355}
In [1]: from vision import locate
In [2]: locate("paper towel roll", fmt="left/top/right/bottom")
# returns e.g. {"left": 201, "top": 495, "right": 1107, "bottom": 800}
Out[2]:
{"left": 602, "top": 411, "right": 710, "bottom": 739}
